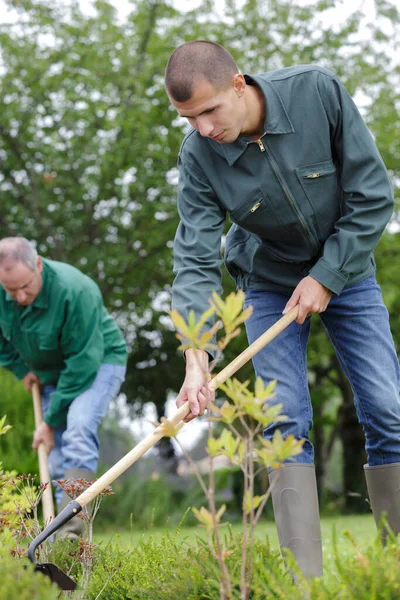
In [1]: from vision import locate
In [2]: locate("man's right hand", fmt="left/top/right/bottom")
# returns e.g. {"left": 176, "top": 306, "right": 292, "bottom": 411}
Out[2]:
{"left": 22, "top": 372, "right": 41, "bottom": 392}
{"left": 176, "top": 349, "right": 215, "bottom": 422}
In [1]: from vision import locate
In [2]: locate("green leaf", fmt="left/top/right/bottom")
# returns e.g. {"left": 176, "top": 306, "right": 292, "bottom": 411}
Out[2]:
{"left": 207, "top": 437, "right": 223, "bottom": 457}
{"left": 0, "top": 415, "right": 12, "bottom": 436}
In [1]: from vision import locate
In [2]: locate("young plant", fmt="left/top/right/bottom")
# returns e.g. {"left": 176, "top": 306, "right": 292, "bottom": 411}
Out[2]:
{"left": 9, "top": 474, "right": 52, "bottom": 562}
{"left": 169, "top": 291, "right": 304, "bottom": 600}
{"left": 55, "top": 477, "right": 114, "bottom": 590}
{"left": 0, "top": 416, "right": 52, "bottom": 563}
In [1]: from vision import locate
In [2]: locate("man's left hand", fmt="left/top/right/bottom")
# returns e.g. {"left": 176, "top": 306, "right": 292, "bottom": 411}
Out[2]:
{"left": 32, "top": 422, "right": 54, "bottom": 454}
{"left": 283, "top": 275, "right": 332, "bottom": 324}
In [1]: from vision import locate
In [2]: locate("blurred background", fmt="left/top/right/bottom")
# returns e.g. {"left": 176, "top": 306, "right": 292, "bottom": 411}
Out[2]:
{"left": 0, "top": 0, "right": 399, "bottom": 530}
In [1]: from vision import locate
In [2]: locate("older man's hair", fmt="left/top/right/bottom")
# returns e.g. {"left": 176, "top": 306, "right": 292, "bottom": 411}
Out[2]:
{"left": 165, "top": 40, "right": 239, "bottom": 102}
{"left": 0, "top": 237, "right": 38, "bottom": 271}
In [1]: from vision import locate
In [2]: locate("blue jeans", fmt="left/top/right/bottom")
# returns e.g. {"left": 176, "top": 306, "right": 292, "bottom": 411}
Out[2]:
{"left": 244, "top": 276, "right": 400, "bottom": 467}
{"left": 42, "top": 363, "right": 126, "bottom": 503}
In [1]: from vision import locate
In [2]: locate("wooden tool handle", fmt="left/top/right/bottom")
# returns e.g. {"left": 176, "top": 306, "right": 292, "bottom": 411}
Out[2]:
{"left": 32, "top": 382, "right": 55, "bottom": 524}
{"left": 76, "top": 306, "right": 299, "bottom": 507}
{"left": 209, "top": 305, "right": 299, "bottom": 390}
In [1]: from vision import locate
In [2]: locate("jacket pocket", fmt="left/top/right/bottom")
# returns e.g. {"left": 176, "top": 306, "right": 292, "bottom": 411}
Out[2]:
{"left": 224, "top": 226, "right": 255, "bottom": 280}
{"left": 19, "top": 329, "right": 60, "bottom": 364}
{"left": 229, "top": 187, "right": 287, "bottom": 241}
{"left": 37, "top": 333, "right": 60, "bottom": 351}
{"left": 295, "top": 159, "right": 341, "bottom": 241}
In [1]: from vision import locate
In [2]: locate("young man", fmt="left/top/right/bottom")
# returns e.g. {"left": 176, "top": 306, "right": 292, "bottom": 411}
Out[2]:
{"left": 164, "top": 40, "right": 400, "bottom": 577}
{"left": 0, "top": 237, "right": 127, "bottom": 537}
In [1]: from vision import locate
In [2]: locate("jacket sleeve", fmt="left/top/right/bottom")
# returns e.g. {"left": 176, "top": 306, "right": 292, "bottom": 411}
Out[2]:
{"left": 0, "top": 331, "right": 30, "bottom": 380}
{"left": 172, "top": 157, "right": 226, "bottom": 354}
{"left": 44, "top": 288, "right": 105, "bottom": 427}
{"left": 308, "top": 72, "right": 394, "bottom": 294}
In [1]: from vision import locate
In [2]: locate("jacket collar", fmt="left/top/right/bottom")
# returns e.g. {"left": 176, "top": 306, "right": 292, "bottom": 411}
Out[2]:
{"left": 209, "top": 73, "right": 295, "bottom": 166}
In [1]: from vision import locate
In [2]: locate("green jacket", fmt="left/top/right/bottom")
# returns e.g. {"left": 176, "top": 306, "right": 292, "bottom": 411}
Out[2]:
{"left": 173, "top": 66, "right": 393, "bottom": 331}
{"left": 0, "top": 259, "right": 127, "bottom": 427}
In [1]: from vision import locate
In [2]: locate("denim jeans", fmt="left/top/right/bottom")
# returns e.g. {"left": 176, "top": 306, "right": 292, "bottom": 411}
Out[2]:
{"left": 41, "top": 363, "right": 126, "bottom": 503}
{"left": 244, "top": 275, "right": 400, "bottom": 467}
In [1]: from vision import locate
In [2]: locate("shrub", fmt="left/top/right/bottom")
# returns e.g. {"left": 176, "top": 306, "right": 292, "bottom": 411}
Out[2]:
{"left": 84, "top": 529, "right": 294, "bottom": 600}
{"left": 0, "top": 371, "right": 37, "bottom": 475}
{"left": 0, "top": 555, "right": 59, "bottom": 600}
{"left": 308, "top": 531, "right": 400, "bottom": 599}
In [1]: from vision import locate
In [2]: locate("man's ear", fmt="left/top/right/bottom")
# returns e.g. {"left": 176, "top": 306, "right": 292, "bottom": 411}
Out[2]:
{"left": 232, "top": 73, "right": 246, "bottom": 97}
{"left": 37, "top": 256, "right": 43, "bottom": 273}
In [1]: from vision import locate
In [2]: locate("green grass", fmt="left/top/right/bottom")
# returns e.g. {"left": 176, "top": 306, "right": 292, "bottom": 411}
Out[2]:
{"left": 94, "top": 513, "right": 378, "bottom": 577}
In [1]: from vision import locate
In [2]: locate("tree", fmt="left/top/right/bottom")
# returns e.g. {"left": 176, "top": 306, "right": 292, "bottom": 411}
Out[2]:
{"left": 0, "top": 0, "right": 399, "bottom": 495}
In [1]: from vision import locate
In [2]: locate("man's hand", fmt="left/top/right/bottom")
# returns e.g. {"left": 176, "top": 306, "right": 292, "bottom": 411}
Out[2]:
{"left": 22, "top": 371, "right": 41, "bottom": 393}
{"left": 176, "top": 349, "right": 215, "bottom": 422}
{"left": 32, "top": 422, "right": 54, "bottom": 454}
{"left": 283, "top": 275, "right": 332, "bottom": 324}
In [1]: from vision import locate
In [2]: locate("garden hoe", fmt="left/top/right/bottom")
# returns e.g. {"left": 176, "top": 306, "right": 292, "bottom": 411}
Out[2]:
{"left": 32, "top": 382, "right": 55, "bottom": 527}
{"left": 28, "top": 306, "right": 299, "bottom": 591}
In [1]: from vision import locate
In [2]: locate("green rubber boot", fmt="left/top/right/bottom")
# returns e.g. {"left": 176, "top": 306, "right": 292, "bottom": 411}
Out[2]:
{"left": 364, "top": 462, "right": 400, "bottom": 543}
{"left": 268, "top": 463, "right": 323, "bottom": 579}
{"left": 57, "top": 468, "right": 95, "bottom": 539}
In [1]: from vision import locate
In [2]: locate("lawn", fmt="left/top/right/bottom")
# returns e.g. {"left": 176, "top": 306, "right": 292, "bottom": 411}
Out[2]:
{"left": 95, "top": 513, "right": 378, "bottom": 580}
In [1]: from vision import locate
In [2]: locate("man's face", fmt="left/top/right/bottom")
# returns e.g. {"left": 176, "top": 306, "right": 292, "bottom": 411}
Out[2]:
{"left": 0, "top": 257, "right": 43, "bottom": 306}
{"left": 171, "top": 75, "right": 247, "bottom": 144}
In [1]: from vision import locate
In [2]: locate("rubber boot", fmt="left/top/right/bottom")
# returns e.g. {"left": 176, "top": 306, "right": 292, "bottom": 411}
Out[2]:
{"left": 268, "top": 463, "right": 323, "bottom": 579}
{"left": 364, "top": 462, "right": 400, "bottom": 543}
{"left": 57, "top": 468, "right": 95, "bottom": 539}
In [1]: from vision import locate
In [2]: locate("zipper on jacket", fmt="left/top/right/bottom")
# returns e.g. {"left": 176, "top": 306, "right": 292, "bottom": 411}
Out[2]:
{"left": 250, "top": 201, "right": 262, "bottom": 213}
{"left": 306, "top": 173, "right": 320, "bottom": 179}
{"left": 257, "top": 138, "right": 266, "bottom": 152}
{"left": 251, "top": 135, "right": 319, "bottom": 252}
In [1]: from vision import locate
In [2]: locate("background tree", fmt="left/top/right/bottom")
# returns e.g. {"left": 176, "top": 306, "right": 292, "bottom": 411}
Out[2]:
{"left": 0, "top": 0, "right": 399, "bottom": 507}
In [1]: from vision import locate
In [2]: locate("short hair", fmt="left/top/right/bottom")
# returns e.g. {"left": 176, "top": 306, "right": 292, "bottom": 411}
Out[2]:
{"left": 0, "top": 237, "right": 38, "bottom": 271}
{"left": 165, "top": 40, "right": 239, "bottom": 102}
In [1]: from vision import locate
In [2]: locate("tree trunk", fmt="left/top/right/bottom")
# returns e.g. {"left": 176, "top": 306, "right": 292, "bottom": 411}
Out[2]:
{"left": 156, "top": 436, "right": 179, "bottom": 474}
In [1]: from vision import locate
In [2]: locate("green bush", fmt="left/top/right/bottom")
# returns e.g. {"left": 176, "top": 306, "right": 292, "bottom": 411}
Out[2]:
{"left": 85, "top": 530, "right": 293, "bottom": 600}
{"left": 5, "top": 519, "right": 400, "bottom": 599}
{"left": 0, "top": 369, "right": 37, "bottom": 475}
{"left": 83, "top": 527, "right": 400, "bottom": 599}
{"left": 308, "top": 532, "right": 400, "bottom": 599}
{"left": 0, "top": 556, "right": 59, "bottom": 600}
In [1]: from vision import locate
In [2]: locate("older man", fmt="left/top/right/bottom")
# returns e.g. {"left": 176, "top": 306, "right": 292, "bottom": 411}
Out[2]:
{"left": 0, "top": 237, "right": 127, "bottom": 537}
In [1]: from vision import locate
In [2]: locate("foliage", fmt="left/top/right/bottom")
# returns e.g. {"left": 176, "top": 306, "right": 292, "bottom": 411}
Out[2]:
{"left": 0, "top": 417, "right": 33, "bottom": 534}
{"left": 170, "top": 291, "right": 304, "bottom": 599}
{"left": 84, "top": 529, "right": 292, "bottom": 600}
{"left": 0, "top": 419, "right": 53, "bottom": 565}
{"left": 0, "top": 555, "right": 59, "bottom": 600}
{"left": 95, "top": 467, "right": 246, "bottom": 530}
{"left": 69, "top": 527, "right": 400, "bottom": 600}
{"left": 0, "top": 369, "right": 38, "bottom": 475}
{"left": 0, "top": 0, "right": 398, "bottom": 550}
{"left": 307, "top": 531, "right": 400, "bottom": 599}
{"left": 0, "top": 0, "right": 398, "bottom": 426}
{"left": 3, "top": 409, "right": 400, "bottom": 598}
{"left": 170, "top": 290, "right": 253, "bottom": 353}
